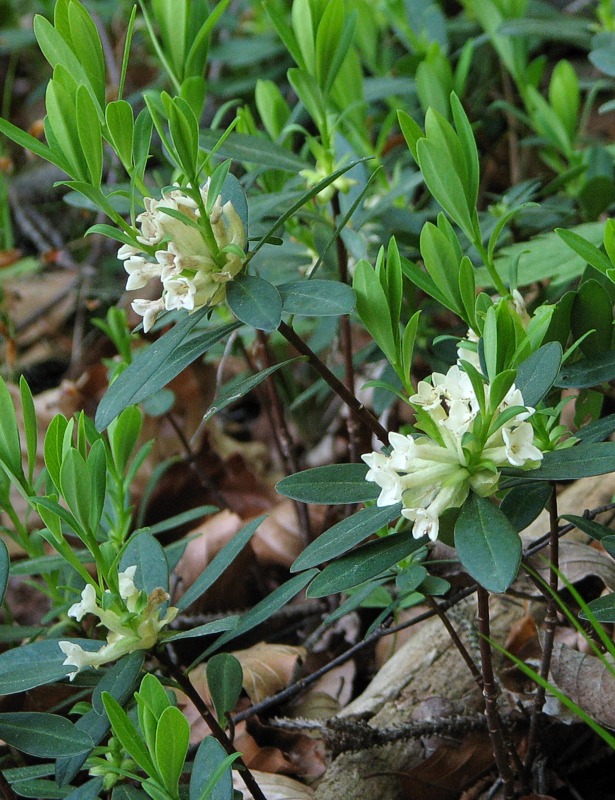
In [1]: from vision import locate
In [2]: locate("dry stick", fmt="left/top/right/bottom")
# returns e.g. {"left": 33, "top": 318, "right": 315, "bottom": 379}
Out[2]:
{"left": 254, "top": 330, "right": 312, "bottom": 543}
{"left": 524, "top": 484, "right": 559, "bottom": 781}
{"left": 425, "top": 596, "right": 483, "bottom": 689}
{"left": 331, "top": 192, "right": 359, "bottom": 463}
{"left": 157, "top": 648, "right": 268, "bottom": 800}
{"left": 278, "top": 320, "right": 389, "bottom": 446}
{"left": 476, "top": 586, "right": 516, "bottom": 799}
{"left": 233, "top": 584, "right": 479, "bottom": 724}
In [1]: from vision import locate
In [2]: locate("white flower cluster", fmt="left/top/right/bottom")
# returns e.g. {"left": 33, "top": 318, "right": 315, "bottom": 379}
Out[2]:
{"left": 362, "top": 365, "right": 543, "bottom": 542}
{"left": 119, "top": 183, "right": 247, "bottom": 332}
{"left": 59, "top": 566, "right": 177, "bottom": 680}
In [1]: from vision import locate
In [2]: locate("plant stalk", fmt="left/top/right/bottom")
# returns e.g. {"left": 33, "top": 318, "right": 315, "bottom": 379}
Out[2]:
{"left": 476, "top": 586, "right": 516, "bottom": 798}
{"left": 158, "top": 648, "right": 268, "bottom": 800}
{"left": 524, "top": 484, "right": 559, "bottom": 779}
{"left": 278, "top": 320, "right": 389, "bottom": 446}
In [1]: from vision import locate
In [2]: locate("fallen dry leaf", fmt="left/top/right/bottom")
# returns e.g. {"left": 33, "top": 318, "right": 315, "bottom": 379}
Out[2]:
{"left": 516, "top": 539, "right": 615, "bottom": 596}
{"left": 549, "top": 641, "right": 615, "bottom": 728}
{"left": 234, "top": 642, "right": 306, "bottom": 704}
{"left": 234, "top": 770, "right": 314, "bottom": 799}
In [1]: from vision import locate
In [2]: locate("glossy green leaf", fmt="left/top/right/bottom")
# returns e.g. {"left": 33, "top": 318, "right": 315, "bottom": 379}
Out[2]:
{"left": 515, "top": 342, "right": 562, "bottom": 406}
{"left": 95, "top": 311, "right": 232, "bottom": 431}
{"left": 200, "top": 131, "right": 305, "bottom": 172}
{"left": 176, "top": 516, "right": 264, "bottom": 612}
{"left": 155, "top": 706, "right": 189, "bottom": 795}
{"left": 575, "top": 413, "right": 615, "bottom": 443}
{"left": 206, "top": 653, "right": 243, "bottom": 723}
{"left": 189, "top": 737, "right": 236, "bottom": 800}
{"left": 583, "top": 593, "right": 615, "bottom": 622}
{"left": 203, "top": 570, "right": 317, "bottom": 657}
{"left": 455, "top": 493, "right": 521, "bottom": 592}
{"left": 201, "top": 359, "right": 300, "bottom": 425}
{"left": 163, "top": 617, "right": 239, "bottom": 642}
{"left": 562, "top": 514, "right": 612, "bottom": 542}
{"left": 353, "top": 260, "right": 396, "bottom": 364}
{"left": 276, "top": 464, "right": 380, "bottom": 504}
{"left": 278, "top": 280, "right": 355, "bottom": 316}
{"left": 105, "top": 100, "right": 134, "bottom": 169}
{"left": 530, "top": 443, "right": 615, "bottom": 480}
{"left": 0, "top": 377, "right": 26, "bottom": 489}
{"left": 0, "top": 639, "right": 102, "bottom": 694}
{"left": 291, "top": 503, "right": 402, "bottom": 572}
{"left": 102, "top": 693, "right": 157, "bottom": 777}
{"left": 120, "top": 532, "right": 169, "bottom": 596}
{"left": 19, "top": 377, "right": 37, "bottom": 488}
{"left": 501, "top": 483, "right": 552, "bottom": 533}
{"left": 306, "top": 531, "right": 426, "bottom": 597}
{"left": 556, "top": 351, "right": 615, "bottom": 389}
{"left": 556, "top": 228, "right": 612, "bottom": 275}
{"left": 0, "top": 713, "right": 92, "bottom": 758}
{"left": 226, "top": 274, "right": 282, "bottom": 332}
{"left": 571, "top": 279, "right": 613, "bottom": 357}
{"left": 0, "top": 538, "right": 9, "bottom": 606}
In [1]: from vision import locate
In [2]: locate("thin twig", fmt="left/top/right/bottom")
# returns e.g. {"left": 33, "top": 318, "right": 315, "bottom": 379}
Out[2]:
{"left": 278, "top": 320, "right": 389, "bottom": 445}
{"left": 524, "top": 484, "right": 559, "bottom": 779}
{"left": 426, "top": 596, "right": 483, "bottom": 688}
{"left": 477, "top": 586, "right": 516, "bottom": 798}
{"left": 157, "top": 648, "right": 268, "bottom": 800}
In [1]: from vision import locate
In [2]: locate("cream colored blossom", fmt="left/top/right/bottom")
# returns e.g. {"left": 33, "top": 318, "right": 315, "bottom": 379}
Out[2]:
{"left": 120, "top": 182, "right": 247, "bottom": 332}
{"left": 60, "top": 567, "right": 177, "bottom": 680}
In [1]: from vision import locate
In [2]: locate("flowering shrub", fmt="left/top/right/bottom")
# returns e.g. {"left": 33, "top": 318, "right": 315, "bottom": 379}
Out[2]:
{"left": 119, "top": 182, "right": 247, "bottom": 331}
{"left": 362, "top": 364, "right": 543, "bottom": 541}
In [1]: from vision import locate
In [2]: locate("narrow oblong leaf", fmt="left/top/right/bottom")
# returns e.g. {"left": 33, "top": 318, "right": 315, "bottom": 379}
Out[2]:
{"left": 95, "top": 311, "right": 233, "bottom": 431}
{"left": 176, "top": 516, "right": 265, "bottom": 612}
{"left": 529, "top": 443, "right": 615, "bottom": 480}
{"left": 306, "top": 531, "right": 426, "bottom": 598}
{"left": 0, "top": 713, "right": 93, "bottom": 758}
{"left": 556, "top": 351, "right": 615, "bottom": 389}
{"left": 291, "top": 503, "right": 402, "bottom": 572}
{"left": 276, "top": 464, "right": 380, "bottom": 504}
{"left": 155, "top": 706, "right": 189, "bottom": 795}
{"left": 201, "top": 359, "right": 300, "bottom": 425}
{"left": 206, "top": 653, "right": 243, "bottom": 723}
{"left": 278, "top": 280, "right": 356, "bottom": 316}
{"left": 0, "top": 639, "right": 102, "bottom": 694}
{"left": 455, "top": 493, "right": 522, "bottom": 592}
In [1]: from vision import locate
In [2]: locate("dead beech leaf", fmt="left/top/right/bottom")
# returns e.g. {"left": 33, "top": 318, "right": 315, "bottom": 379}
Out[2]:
{"left": 517, "top": 539, "right": 615, "bottom": 596}
{"left": 549, "top": 641, "right": 615, "bottom": 728}
{"left": 234, "top": 642, "right": 306, "bottom": 704}
{"left": 252, "top": 500, "right": 306, "bottom": 568}
{"left": 399, "top": 731, "right": 494, "bottom": 800}
{"left": 234, "top": 770, "right": 314, "bottom": 800}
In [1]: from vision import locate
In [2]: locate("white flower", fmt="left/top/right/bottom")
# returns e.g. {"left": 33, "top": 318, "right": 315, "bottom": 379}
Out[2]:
{"left": 502, "top": 423, "right": 544, "bottom": 467}
{"left": 131, "top": 298, "right": 165, "bottom": 333}
{"left": 60, "top": 567, "right": 178, "bottom": 680}
{"left": 409, "top": 379, "right": 442, "bottom": 410}
{"left": 124, "top": 256, "right": 163, "bottom": 291}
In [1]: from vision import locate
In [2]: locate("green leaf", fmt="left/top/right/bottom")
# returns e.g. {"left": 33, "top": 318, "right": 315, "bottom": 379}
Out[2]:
{"left": 556, "top": 228, "right": 612, "bottom": 275}
{"left": 353, "top": 260, "right": 397, "bottom": 364}
{"left": 291, "top": 503, "right": 402, "bottom": 572}
{"left": 522, "top": 442, "right": 615, "bottom": 480}
{"left": 278, "top": 280, "right": 356, "bottom": 316}
{"left": 276, "top": 464, "right": 380, "bottom": 504}
{"left": 120, "top": 532, "right": 169, "bottom": 596}
{"left": 0, "top": 117, "right": 70, "bottom": 172}
{"left": 19, "top": 377, "right": 37, "bottom": 488}
{"left": 201, "top": 359, "right": 300, "bottom": 425}
{"left": 94, "top": 310, "right": 229, "bottom": 431}
{"left": 155, "top": 706, "right": 189, "bottom": 796}
{"left": 556, "top": 351, "right": 615, "bottom": 389}
{"left": 0, "top": 713, "right": 92, "bottom": 757}
{"left": 571, "top": 279, "right": 613, "bottom": 357}
{"left": 584, "top": 593, "right": 615, "bottom": 622}
{"left": 76, "top": 84, "right": 102, "bottom": 186}
{"left": 0, "top": 538, "right": 8, "bottom": 606}
{"left": 226, "top": 274, "right": 282, "bottom": 332}
{"left": 176, "top": 516, "right": 264, "bottom": 612}
{"left": 105, "top": 100, "right": 135, "bottom": 169}
{"left": 561, "top": 514, "right": 612, "bottom": 542}
{"left": 102, "top": 693, "right": 157, "bottom": 778}
{"left": 204, "top": 570, "right": 318, "bottom": 657}
{"left": 60, "top": 449, "right": 92, "bottom": 535}
{"left": 455, "top": 493, "right": 521, "bottom": 592}
{"left": 200, "top": 131, "right": 305, "bottom": 172}
{"left": 0, "top": 377, "right": 26, "bottom": 489}
{"left": 306, "top": 531, "right": 426, "bottom": 598}
{"left": 0, "top": 639, "right": 102, "bottom": 694}
{"left": 515, "top": 342, "right": 562, "bottom": 406}
{"left": 190, "top": 736, "right": 236, "bottom": 800}
{"left": 206, "top": 653, "right": 243, "bottom": 723}
{"left": 501, "top": 483, "right": 552, "bottom": 533}
{"left": 575, "top": 414, "right": 615, "bottom": 443}
{"left": 163, "top": 617, "right": 239, "bottom": 642}
{"left": 419, "top": 222, "right": 463, "bottom": 314}
{"left": 397, "top": 109, "right": 423, "bottom": 162}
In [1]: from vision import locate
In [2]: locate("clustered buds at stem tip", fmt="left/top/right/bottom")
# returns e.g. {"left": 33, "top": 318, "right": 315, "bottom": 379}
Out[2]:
{"left": 362, "top": 358, "right": 544, "bottom": 543}
{"left": 59, "top": 566, "right": 177, "bottom": 680}
{"left": 120, "top": 182, "right": 247, "bottom": 332}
